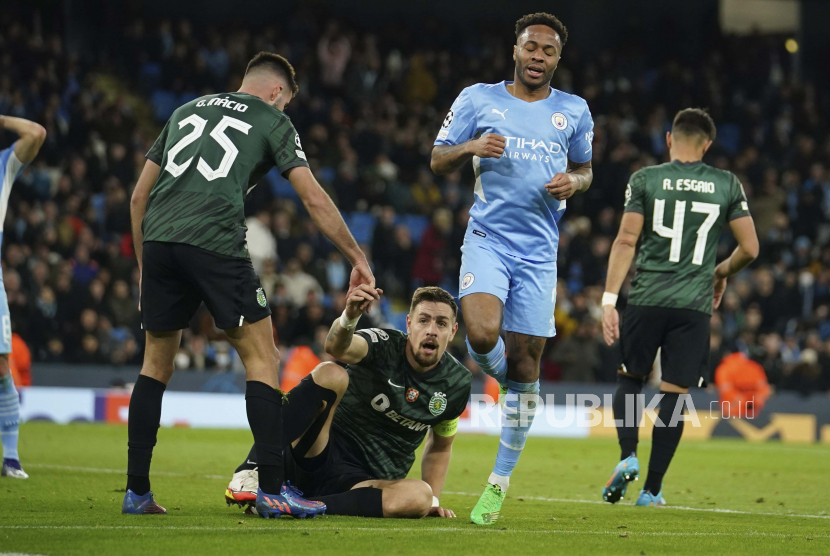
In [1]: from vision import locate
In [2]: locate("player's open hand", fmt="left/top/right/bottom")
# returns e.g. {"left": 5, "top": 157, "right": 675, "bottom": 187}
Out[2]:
{"left": 345, "top": 284, "right": 382, "bottom": 320}
{"left": 427, "top": 506, "right": 456, "bottom": 518}
{"left": 470, "top": 133, "right": 506, "bottom": 159}
{"left": 601, "top": 304, "right": 620, "bottom": 346}
{"left": 546, "top": 172, "right": 578, "bottom": 200}
{"left": 713, "top": 276, "right": 727, "bottom": 310}
{"left": 349, "top": 260, "right": 377, "bottom": 312}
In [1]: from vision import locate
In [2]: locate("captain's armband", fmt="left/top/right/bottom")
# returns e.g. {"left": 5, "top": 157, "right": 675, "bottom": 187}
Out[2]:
{"left": 433, "top": 417, "right": 459, "bottom": 437}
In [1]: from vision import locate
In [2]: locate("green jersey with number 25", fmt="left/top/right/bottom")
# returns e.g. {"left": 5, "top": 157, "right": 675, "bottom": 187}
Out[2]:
{"left": 623, "top": 160, "right": 750, "bottom": 315}
{"left": 143, "top": 92, "right": 308, "bottom": 259}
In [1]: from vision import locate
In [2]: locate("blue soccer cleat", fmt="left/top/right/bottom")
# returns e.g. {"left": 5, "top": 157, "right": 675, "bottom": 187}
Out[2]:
{"left": 635, "top": 488, "right": 667, "bottom": 507}
{"left": 122, "top": 490, "right": 167, "bottom": 514}
{"left": 255, "top": 483, "right": 326, "bottom": 519}
{"left": 1, "top": 458, "right": 29, "bottom": 479}
{"left": 602, "top": 453, "right": 639, "bottom": 503}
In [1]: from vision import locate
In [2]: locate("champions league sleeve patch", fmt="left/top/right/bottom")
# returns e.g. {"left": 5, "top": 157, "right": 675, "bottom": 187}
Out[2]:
{"left": 442, "top": 109, "right": 454, "bottom": 129}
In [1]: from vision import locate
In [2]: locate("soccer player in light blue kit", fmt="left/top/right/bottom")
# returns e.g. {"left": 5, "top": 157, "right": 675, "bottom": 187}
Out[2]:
{"left": 0, "top": 115, "right": 47, "bottom": 479}
{"left": 431, "top": 13, "right": 593, "bottom": 524}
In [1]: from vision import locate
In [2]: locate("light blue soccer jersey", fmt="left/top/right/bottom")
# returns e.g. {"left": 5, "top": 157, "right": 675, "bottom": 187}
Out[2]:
{"left": 435, "top": 81, "right": 593, "bottom": 262}
{"left": 0, "top": 143, "right": 25, "bottom": 352}
{"left": 0, "top": 144, "right": 25, "bottom": 276}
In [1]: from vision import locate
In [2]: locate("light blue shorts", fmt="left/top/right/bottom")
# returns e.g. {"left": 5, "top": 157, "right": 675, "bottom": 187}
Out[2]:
{"left": 0, "top": 285, "right": 11, "bottom": 354}
{"left": 458, "top": 228, "right": 557, "bottom": 338}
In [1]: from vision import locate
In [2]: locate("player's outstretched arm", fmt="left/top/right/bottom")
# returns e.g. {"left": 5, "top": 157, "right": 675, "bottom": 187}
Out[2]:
{"left": 601, "top": 211, "right": 644, "bottom": 346}
{"left": 545, "top": 159, "right": 593, "bottom": 201}
{"left": 430, "top": 134, "right": 505, "bottom": 175}
{"left": 324, "top": 284, "right": 381, "bottom": 364}
{"left": 421, "top": 428, "right": 456, "bottom": 518}
{"left": 0, "top": 115, "right": 47, "bottom": 164}
{"left": 130, "top": 160, "right": 161, "bottom": 274}
{"left": 287, "top": 166, "right": 376, "bottom": 308}
{"left": 713, "top": 215, "right": 759, "bottom": 309}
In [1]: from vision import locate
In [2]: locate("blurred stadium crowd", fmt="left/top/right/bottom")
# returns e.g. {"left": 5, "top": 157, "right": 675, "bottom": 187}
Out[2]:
{"left": 1, "top": 9, "right": 829, "bottom": 393}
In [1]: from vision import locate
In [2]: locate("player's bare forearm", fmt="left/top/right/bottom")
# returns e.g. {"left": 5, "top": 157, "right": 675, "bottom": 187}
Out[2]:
{"left": 605, "top": 212, "right": 644, "bottom": 295}
{"left": 430, "top": 135, "right": 506, "bottom": 175}
{"left": 545, "top": 159, "right": 593, "bottom": 200}
{"left": 430, "top": 143, "right": 473, "bottom": 175}
{"left": 288, "top": 167, "right": 366, "bottom": 266}
{"left": 421, "top": 431, "right": 454, "bottom": 498}
{"left": 715, "top": 216, "right": 759, "bottom": 279}
{"left": 324, "top": 285, "right": 374, "bottom": 364}
{"left": 325, "top": 319, "right": 357, "bottom": 360}
{"left": 0, "top": 115, "right": 46, "bottom": 163}
{"left": 131, "top": 160, "right": 161, "bottom": 270}
{"left": 567, "top": 159, "right": 593, "bottom": 193}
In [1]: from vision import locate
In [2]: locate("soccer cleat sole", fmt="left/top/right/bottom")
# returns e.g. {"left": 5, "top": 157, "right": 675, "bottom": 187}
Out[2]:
{"left": 602, "top": 468, "right": 639, "bottom": 504}
{"left": 225, "top": 488, "right": 256, "bottom": 508}
{"left": 257, "top": 505, "right": 326, "bottom": 519}
{"left": 1, "top": 467, "right": 29, "bottom": 479}
{"left": 471, "top": 511, "right": 499, "bottom": 525}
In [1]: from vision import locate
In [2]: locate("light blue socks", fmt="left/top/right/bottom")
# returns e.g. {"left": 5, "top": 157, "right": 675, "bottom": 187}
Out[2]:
{"left": 0, "top": 374, "right": 21, "bottom": 461}
{"left": 490, "top": 379, "right": 540, "bottom": 492}
{"left": 466, "top": 336, "right": 508, "bottom": 384}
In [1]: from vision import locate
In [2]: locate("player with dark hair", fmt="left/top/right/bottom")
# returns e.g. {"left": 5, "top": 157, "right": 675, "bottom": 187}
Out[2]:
{"left": 0, "top": 115, "right": 46, "bottom": 480}
{"left": 430, "top": 12, "right": 593, "bottom": 524}
{"left": 124, "top": 51, "right": 376, "bottom": 518}
{"left": 600, "top": 108, "right": 759, "bottom": 506}
{"left": 224, "top": 286, "right": 472, "bottom": 519}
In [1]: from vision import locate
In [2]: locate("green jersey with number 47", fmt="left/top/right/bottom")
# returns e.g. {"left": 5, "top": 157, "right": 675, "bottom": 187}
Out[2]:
{"left": 624, "top": 160, "right": 750, "bottom": 315}
{"left": 144, "top": 92, "right": 308, "bottom": 259}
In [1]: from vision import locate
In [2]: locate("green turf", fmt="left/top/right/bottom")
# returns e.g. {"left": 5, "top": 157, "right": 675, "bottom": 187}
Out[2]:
{"left": 1, "top": 423, "right": 828, "bottom": 555}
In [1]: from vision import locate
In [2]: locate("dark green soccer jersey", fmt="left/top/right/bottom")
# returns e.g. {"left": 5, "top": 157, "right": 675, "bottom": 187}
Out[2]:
{"left": 144, "top": 92, "right": 308, "bottom": 258}
{"left": 624, "top": 160, "right": 750, "bottom": 315}
{"left": 330, "top": 328, "right": 473, "bottom": 480}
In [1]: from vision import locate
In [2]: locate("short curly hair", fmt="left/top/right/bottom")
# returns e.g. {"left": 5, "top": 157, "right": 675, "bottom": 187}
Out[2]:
{"left": 515, "top": 12, "right": 568, "bottom": 46}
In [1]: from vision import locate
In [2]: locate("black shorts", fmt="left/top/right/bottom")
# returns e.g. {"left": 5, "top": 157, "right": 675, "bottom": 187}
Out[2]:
{"left": 284, "top": 431, "right": 375, "bottom": 498}
{"left": 620, "top": 304, "right": 711, "bottom": 388}
{"left": 140, "top": 241, "right": 271, "bottom": 331}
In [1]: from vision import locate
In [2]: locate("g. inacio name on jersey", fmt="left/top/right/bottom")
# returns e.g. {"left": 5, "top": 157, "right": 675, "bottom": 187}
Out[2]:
{"left": 662, "top": 178, "right": 716, "bottom": 193}
{"left": 195, "top": 97, "right": 249, "bottom": 112}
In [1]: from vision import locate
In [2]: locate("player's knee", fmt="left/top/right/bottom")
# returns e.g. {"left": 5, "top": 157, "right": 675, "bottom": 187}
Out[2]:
{"left": 311, "top": 362, "right": 349, "bottom": 395}
{"left": 466, "top": 323, "right": 500, "bottom": 354}
{"left": 384, "top": 480, "right": 433, "bottom": 518}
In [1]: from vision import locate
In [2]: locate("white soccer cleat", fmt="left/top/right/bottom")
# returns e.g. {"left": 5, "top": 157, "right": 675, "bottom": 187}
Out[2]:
{"left": 224, "top": 468, "right": 258, "bottom": 507}
{"left": 1, "top": 460, "right": 29, "bottom": 479}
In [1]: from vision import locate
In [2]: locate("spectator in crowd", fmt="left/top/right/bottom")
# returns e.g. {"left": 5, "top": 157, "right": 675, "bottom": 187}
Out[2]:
{"left": 246, "top": 208, "right": 277, "bottom": 275}
{"left": 1, "top": 10, "right": 829, "bottom": 394}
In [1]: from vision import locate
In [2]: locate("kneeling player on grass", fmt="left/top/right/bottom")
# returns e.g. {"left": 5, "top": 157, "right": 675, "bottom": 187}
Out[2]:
{"left": 600, "top": 108, "right": 758, "bottom": 506}
{"left": 225, "top": 286, "right": 472, "bottom": 518}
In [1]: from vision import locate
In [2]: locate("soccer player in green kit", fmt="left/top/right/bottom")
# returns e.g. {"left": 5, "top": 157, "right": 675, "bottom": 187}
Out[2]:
{"left": 225, "top": 286, "right": 472, "bottom": 518}
{"left": 124, "top": 52, "right": 376, "bottom": 518}
{"left": 600, "top": 109, "right": 759, "bottom": 506}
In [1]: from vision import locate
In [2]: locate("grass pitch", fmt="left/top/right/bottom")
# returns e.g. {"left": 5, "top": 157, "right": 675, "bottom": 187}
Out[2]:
{"left": 1, "top": 423, "right": 828, "bottom": 555}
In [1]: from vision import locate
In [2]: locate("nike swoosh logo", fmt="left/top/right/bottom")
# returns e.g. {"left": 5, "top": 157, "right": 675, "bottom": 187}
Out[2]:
{"left": 388, "top": 379, "right": 405, "bottom": 388}
{"left": 246, "top": 460, "right": 256, "bottom": 465}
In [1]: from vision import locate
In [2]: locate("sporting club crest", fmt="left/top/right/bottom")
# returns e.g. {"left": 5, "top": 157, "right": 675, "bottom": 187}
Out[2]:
{"left": 551, "top": 112, "right": 568, "bottom": 130}
{"left": 256, "top": 287, "right": 267, "bottom": 307}
{"left": 429, "top": 391, "right": 448, "bottom": 416}
{"left": 406, "top": 388, "right": 419, "bottom": 402}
